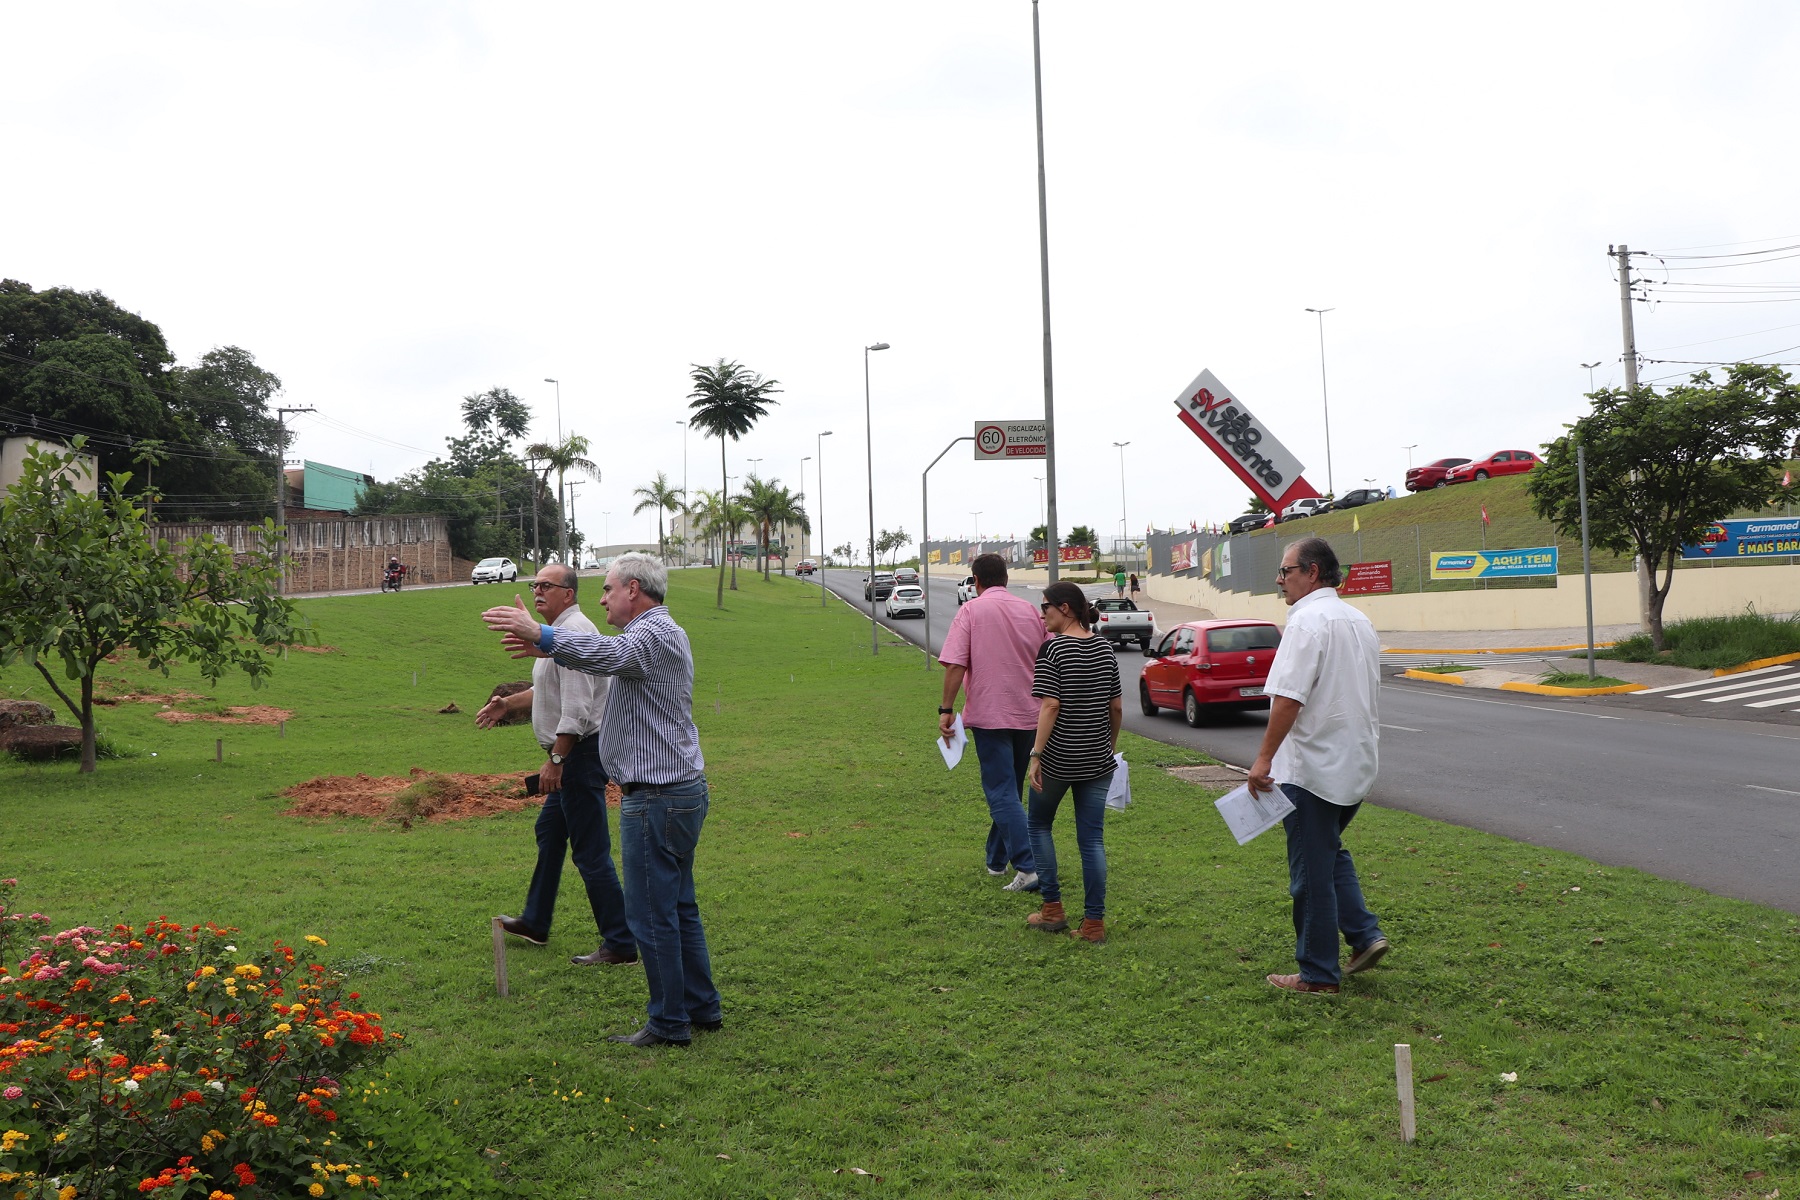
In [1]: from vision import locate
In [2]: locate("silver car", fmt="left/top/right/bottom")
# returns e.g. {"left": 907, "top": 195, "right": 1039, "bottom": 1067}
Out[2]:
{"left": 885, "top": 584, "right": 926, "bottom": 619}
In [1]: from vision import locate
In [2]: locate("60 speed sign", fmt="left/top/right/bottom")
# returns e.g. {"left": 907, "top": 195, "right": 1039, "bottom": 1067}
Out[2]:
{"left": 973, "top": 420, "right": 1048, "bottom": 460}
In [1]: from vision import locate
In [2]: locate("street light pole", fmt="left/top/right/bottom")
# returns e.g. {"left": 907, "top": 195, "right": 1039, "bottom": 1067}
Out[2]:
{"left": 818, "top": 430, "right": 833, "bottom": 604}
{"left": 864, "top": 342, "right": 889, "bottom": 656}
{"left": 1402, "top": 443, "right": 1418, "bottom": 470}
{"left": 1304, "top": 308, "right": 1335, "bottom": 497}
{"left": 1032, "top": 0, "right": 1061, "bottom": 584}
{"left": 970, "top": 511, "right": 982, "bottom": 556}
{"left": 676, "top": 419, "right": 688, "bottom": 565}
{"left": 545, "top": 377, "right": 566, "bottom": 564}
{"left": 1112, "top": 440, "right": 1130, "bottom": 560}
{"left": 1581, "top": 360, "right": 1603, "bottom": 394}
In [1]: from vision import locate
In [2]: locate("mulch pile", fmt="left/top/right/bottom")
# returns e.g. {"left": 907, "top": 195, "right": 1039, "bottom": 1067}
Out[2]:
{"left": 155, "top": 706, "right": 293, "bottom": 725}
{"left": 282, "top": 768, "right": 535, "bottom": 823}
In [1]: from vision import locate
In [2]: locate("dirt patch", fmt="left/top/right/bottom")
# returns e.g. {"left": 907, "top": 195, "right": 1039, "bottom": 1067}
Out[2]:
{"left": 282, "top": 767, "right": 534, "bottom": 824}
{"left": 1164, "top": 764, "right": 1247, "bottom": 788}
{"left": 286, "top": 644, "right": 340, "bottom": 654}
{"left": 155, "top": 705, "right": 293, "bottom": 725}
{"left": 110, "top": 690, "right": 207, "bottom": 707}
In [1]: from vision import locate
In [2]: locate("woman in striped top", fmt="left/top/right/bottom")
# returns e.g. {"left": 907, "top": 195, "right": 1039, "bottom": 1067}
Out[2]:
{"left": 1025, "top": 581, "right": 1124, "bottom": 944}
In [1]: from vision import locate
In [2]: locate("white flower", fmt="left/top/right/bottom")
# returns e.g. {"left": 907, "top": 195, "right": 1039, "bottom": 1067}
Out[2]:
{"left": 1500, "top": 1072, "right": 1518, "bottom": 1083}
{"left": 121, "top": 1079, "right": 139, "bottom": 1092}
{"left": 224, "top": 945, "right": 237, "bottom": 952}
{"left": 206, "top": 1080, "right": 224, "bottom": 1092}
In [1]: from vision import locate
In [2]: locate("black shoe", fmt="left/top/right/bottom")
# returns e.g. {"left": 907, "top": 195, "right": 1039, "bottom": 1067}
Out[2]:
{"left": 693, "top": 1019, "right": 724, "bottom": 1033}
{"left": 495, "top": 915, "right": 547, "bottom": 946}
{"left": 607, "top": 1025, "right": 690, "bottom": 1048}
{"left": 571, "top": 945, "right": 640, "bottom": 966}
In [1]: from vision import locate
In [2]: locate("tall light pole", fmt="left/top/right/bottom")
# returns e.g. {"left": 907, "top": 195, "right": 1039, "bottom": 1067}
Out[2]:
{"left": 817, "top": 430, "right": 833, "bottom": 603}
{"left": 676, "top": 419, "right": 689, "bottom": 564}
{"left": 970, "top": 511, "right": 983, "bottom": 555}
{"left": 1402, "top": 443, "right": 1418, "bottom": 469}
{"left": 1580, "top": 360, "right": 1603, "bottom": 393}
{"left": 864, "top": 342, "right": 889, "bottom": 655}
{"left": 748, "top": 457, "right": 763, "bottom": 480}
{"left": 1032, "top": 0, "right": 1062, "bottom": 583}
{"left": 800, "top": 455, "right": 812, "bottom": 561}
{"left": 1304, "top": 308, "right": 1335, "bottom": 497}
{"left": 1111, "top": 440, "right": 1130, "bottom": 556}
{"left": 545, "top": 377, "right": 566, "bottom": 563}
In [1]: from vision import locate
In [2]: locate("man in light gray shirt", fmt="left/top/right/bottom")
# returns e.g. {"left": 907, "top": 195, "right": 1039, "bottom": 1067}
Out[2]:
{"left": 476, "top": 562, "right": 636, "bottom": 967}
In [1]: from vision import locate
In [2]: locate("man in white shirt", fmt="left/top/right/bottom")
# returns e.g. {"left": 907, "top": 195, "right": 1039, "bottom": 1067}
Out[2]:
{"left": 475, "top": 563, "right": 636, "bottom": 967}
{"left": 1248, "top": 537, "right": 1389, "bottom": 994}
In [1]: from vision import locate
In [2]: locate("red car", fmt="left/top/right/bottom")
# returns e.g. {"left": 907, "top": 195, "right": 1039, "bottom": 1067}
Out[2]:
{"left": 1444, "top": 450, "right": 1540, "bottom": 485}
{"left": 1404, "top": 457, "right": 1471, "bottom": 491}
{"left": 1139, "top": 619, "right": 1281, "bottom": 726}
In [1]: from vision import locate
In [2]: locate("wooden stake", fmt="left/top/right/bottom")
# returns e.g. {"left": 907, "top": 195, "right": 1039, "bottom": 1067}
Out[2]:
{"left": 412, "top": 671, "right": 418, "bottom": 687}
{"left": 214, "top": 738, "right": 222, "bottom": 763}
{"left": 278, "top": 721, "right": 285, "bottom": 739}
{"left": 491, "top": 918, "right": 509, "bottom": 998}
{"left": 1394, "top": 1043, "right": 1416, "bottom": 1144}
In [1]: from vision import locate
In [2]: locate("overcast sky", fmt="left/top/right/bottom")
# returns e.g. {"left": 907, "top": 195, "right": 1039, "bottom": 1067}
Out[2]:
{"left": 8, "top": 2, "right": 1800, "bottom": 552}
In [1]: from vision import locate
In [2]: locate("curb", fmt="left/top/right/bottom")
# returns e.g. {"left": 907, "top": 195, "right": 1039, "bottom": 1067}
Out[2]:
{"left": 1401, "top": 668, "right": 1465, "bottom": 686}
{"left": 1499, "top": 680, "right": 1645, "bottom": 697}
{"left": 1382, "top": 641, "right": 1617, "bottom": 655}
{"left": 1714, "top": 651, "right": 1800, "bottom": 677}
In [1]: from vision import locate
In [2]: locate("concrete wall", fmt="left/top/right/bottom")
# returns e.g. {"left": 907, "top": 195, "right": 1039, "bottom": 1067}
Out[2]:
{"left": 1, "top": 437, "right": 97, "bottom": 496}
{"left": 152, "top": 514, "right": 454, "bottom": 593}
{"left": 1146, "top": 562, "right": 1800, "bottom": 631}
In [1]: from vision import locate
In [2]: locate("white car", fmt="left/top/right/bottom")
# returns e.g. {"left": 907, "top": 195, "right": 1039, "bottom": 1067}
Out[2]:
{"left": 956, "top": 575, "right": 977, "bottom": 605}
{"left": 1279, "top": 496, "right": 1333, "bottom": 523}
{"left": 471, "top": 557, "right": 519, "bottom": 584}
{"left": 885, "top": 584, "right": 926, "bottom": 619}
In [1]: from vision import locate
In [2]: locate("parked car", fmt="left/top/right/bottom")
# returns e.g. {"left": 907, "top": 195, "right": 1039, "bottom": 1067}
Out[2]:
{"left": 885, "top": 584, "right": 926, "bottom": 619}
{"left": 796, "top": 560, "right": 817, "bottom": 576}
{"left": 1405, "top": 457, "right": 1472, "bottom": 491}
{"left": 1227, "top": 512, "right": 1267, "bottom": 535}
{"left": 1094, "top": 598, "right": 1154, "bottom": 650}
{"left": 892, "top": 567, "right": 920, "bottom": 584}
{"left": 1139, "top": 619, "right": 1282, "bottom": 726}
{"left": 1333, "top": 488, "right": 1388, "bottom": 511}
{"left": 1279, "top": 496, "right": 1333, "bottom": 523}
{"left": 956, "top": 575, "right": 977, "bottom": 605}
{"left": 863, "top": 571, "right": 895, "bottom": 601}
{"left": 471, "top": 557, "right": 519, "bottom": 584}
{"left": 1444, "top": 450, "right": 1541, "bottom": 484}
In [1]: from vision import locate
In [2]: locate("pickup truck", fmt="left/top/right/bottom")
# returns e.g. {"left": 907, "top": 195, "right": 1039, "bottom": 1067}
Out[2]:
{"left": 1094, "top": 598, "right": 1154, "bottom": 650}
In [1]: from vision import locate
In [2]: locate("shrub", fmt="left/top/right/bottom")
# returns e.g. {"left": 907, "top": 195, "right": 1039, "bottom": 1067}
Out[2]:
{"left": 0, "top": 880, "right": 397, "bottom": 1198}
{"left": 1608, "top": 608, "right": 1800, "bottom": 669}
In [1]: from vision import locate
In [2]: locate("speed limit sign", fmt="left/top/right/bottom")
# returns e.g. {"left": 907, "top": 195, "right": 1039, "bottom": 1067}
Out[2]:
{"left": 972, "top": 420, "right": 1048, "bottom": 461}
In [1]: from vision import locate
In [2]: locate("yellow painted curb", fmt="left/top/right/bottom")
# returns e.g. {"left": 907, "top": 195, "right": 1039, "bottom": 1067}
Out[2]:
{"left": 1382, "top": 641, "right": 1616, "bottom": 655}
{"left": 1402, "top": 668, "right": 1465, "bottom": 685}
{"left": 1499, "top": 681, "right": 1645, "bottom": 697}
{"left": 1714, "top": 651, "right": 1800, "bottom": 676}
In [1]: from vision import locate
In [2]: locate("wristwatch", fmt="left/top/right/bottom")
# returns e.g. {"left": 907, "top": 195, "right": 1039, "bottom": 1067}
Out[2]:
{"left": 937, "top": 707, "right": 954, "bottom": 715}
{"left": 549, "top": 753, "right": 565, "bottom": 765}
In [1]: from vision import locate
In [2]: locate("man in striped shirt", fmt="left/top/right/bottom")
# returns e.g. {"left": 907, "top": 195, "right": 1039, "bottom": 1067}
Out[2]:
{"left": 484, "top": 553, "right": 720, "bottom": 1048}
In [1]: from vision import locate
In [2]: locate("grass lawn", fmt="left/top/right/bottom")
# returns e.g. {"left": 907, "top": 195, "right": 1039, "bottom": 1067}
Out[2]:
{"left": 1605, "top": 610, "right": 1800, "bottom": 671}
{"left": 4, "top": 572, "right": 1799, "bottom": 1197}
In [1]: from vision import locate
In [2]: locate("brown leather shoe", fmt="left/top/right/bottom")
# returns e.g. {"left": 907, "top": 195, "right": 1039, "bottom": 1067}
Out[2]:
{"left": 1266, "top": 972, "right": 1339, "bottom": 994}
{"left": 1069, "top": 918, "right": 1106, "bottom": 944}
{"left": 571, "top": 945, "right": 639, "bottom": 966}
{"left": 1026, "top": 901, "right": 1068, "bottom": 933}
{"left": 495, "top": 915, "right": 547, "bottom": 946}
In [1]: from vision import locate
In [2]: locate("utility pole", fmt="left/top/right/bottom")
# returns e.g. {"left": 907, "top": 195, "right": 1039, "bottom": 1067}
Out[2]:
{"left": 1032, "top": 0, "right": 1061, "bottom": 584}
{"left": 527, "top": 456, "right": 543, "bottom": 571}
{"left": 1613, "top": 243, "right": 1650, "bottom": 629}
{"left": 274, "top": 406, "right": 316, "bottom": 596}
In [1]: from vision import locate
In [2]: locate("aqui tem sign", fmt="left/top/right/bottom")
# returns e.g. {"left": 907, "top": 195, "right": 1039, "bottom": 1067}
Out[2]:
{"left": 974, "top": 421, "right": 1048, "bottom": 460}
{"left": 1169, "top": 369, "right": 1320, "bottom": 511}
{"left": 1429, "top": 546, "right": 1558, "bottom": 580}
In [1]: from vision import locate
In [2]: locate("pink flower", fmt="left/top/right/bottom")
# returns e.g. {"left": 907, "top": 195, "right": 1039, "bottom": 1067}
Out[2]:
{"left": 2, "top": 1086, "right": 21, "bottom": 1100}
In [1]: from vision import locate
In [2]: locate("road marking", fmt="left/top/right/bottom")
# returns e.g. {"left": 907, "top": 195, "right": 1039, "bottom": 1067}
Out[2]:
{"left": 1380, "top": 723, "right": 1424, "bottom": 732}
{"left": 1384, "top": 687, "right": 1622, "bottom": 718}
{"left": 1706, "top": 679, "right": 1800, "bottom": 704}
{"left": 1746, "top": 784, "right": 1800, "bottom": 797}
{"left": 1666, "top": 671, "right": 1800, "bottom": 700}
{"left": 1635, "top": 664, "right": 1796, "bottom": 694}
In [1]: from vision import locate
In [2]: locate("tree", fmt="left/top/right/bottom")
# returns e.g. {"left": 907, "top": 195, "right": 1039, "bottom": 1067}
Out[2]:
{"left": 686, "top": 488, "right": 750, "bottom": 588}
{"left": 1067, "top": 525, "right": 1098, "bottom": 549}
{"left": 0, "top": 441, "right": 303, "bottom": 773}
{"left": 1244, "top": 495, "right": 1271, "bottom": 516}
{"left": 523, "top": 433, "right": 598, "bottom": 564}
{"left": 687, "top": 359, "right": 781, "bottom": 607}
{"left": 876, "top": 527, "right": 911, "bottom": 570}
{"left": 1029, "top": 524, "right": 1048, "bottom": 549}
{"left": 737, "top": 476, "right": 809, "bottom": 581}
{"left": 632, "top": 471, "right": 684, "bottom": 562}
{"left": 1528, "top": 364, "right": 1800, "bottom": 649}
{"left": 832, "top": 542, "right": 854, "bottom": 566}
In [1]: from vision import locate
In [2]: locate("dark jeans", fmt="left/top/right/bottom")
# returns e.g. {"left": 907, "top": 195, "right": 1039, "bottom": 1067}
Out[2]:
{"left": 519, "top": 734, "right": 634, "bottom": 955}
{"left": 620, "top": 776, "right": 721, "bottom": 1039}
{"left": 1028, "top": 773, "right": 1109, "bottom": 920}
{"left": 969, "top": 727, "right": 1036, "bottom": 875}
{"left": 1281, "top": 783, "right": 1384, "bottom": 985}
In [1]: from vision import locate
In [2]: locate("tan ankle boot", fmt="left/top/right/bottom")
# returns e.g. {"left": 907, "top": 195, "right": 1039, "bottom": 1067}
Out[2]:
{"left": 1069, "top": 918, "right": 1106, "bottom": 944}
{"left": 1026, "top": 901, "right": 1068, "bottom": 933}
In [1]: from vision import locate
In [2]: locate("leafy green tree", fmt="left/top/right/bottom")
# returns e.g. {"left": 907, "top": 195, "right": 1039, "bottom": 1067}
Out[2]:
{"left": 687, "top": 359, "right": 781, "bottom": 607}
{"left": 1029, "top": 523, "right": 1048, "bottom": 549}
{"left": 1529, "top": 364, "right": 1800, "bottom": 649}
{"left": 832, "top": 542, "right": 854, "bottom": 567}
{"left": 524, "top": 433, "right": 598, "bottom": 565}
{"left": 687, "top": 488, "right": 750, "bottom": 589}
{"left": 876, "top": 527, "right": 911, "bottom": 570}
{"left": 632, "top": 471, "right": 684, "bottom": 562}
{"left": 1066, "top": 525, "right": 1098, "bottom": 550}
{"left": 737, "top": 476, "right": 808, "bottom": 581}
{"left": 1244, "top": 495, "right": 1271, "bottom": 516}
{"left": 0, "top": 441, "right": 304, "bottom": 773}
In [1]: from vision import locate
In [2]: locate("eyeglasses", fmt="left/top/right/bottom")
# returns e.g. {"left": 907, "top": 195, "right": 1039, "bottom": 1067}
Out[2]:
{"left": 529, "top": 581, "right": 572, "bottom": 593}
{"left": 1040, "top": 601, "right": 1066, "bottom": 613}
{"left": 1276, "top": 564, "right": 1310, "bottom": 579}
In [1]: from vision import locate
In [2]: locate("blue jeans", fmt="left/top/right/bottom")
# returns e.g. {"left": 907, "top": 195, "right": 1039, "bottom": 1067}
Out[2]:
{"left": 519, "top": 735, "right": 634, "bottom": 955}
{"left": 1028, "top": 774, "right": 1109, "bottom": 920}
{"left": 620, "top": 776, "right": 721, "bottom": 1039}
{"left": 969, "top": 727, "right": 1036, "bottom": 875}
{"left": 1281, "top": 783, "right": 1384, "bottom": 985}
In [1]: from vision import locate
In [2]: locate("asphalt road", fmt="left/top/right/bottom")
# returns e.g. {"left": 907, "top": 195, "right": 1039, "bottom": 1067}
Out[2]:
{"left": 819, "top": 570, "right": 1800, "bottom": 914}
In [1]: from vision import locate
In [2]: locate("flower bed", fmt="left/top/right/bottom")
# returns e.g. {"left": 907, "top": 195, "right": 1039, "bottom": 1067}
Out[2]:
{"left": 0, "top": 880, "right": 398, "bottom": 1199}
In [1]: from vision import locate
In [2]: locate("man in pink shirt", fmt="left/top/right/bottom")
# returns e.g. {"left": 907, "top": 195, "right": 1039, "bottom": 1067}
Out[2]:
{"left": 938, "top": 553, "right": 1048, "bottom": 892}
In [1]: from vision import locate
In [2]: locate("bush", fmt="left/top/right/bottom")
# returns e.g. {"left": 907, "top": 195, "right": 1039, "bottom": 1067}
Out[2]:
{"left": 0, "top": 880, "right": 407, "bottom": 1199}
{"left": 1607, "top": 608, "right": 1800, "bottom": 670}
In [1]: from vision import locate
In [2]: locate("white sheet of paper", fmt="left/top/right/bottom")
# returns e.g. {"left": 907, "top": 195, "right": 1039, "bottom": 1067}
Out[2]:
{"left": 937, "top": 714, "right": 967, "bottom": 770}
{"left": 1214, "top": 782, "right": 1296, "bottom": 846}
{"left": 1104, "top": 753, "right": 1130, "bottom": 810}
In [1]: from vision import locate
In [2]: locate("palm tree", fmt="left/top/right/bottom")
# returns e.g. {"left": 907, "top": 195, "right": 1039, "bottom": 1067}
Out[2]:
{"left": 687, "top": 359, "right": 781, "bottom": 607}
{"left": 632, "top": 471, "right": 684, "bottom": 562}
{"left": 524, "top": 434, "right": 598, "bottom": 564}
{"left": 737, "top": 479, "right": 809, "bottom": 580}
{"left": 687, "top": 488, "right": 750, "bottom": 590}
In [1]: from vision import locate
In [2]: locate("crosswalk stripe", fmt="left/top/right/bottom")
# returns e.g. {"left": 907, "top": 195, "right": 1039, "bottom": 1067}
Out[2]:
{"left": 1666, "top": 671, "right": 1800, "bottom": 700}
{"left": 1634, "top": 663, "right": 1796, "bottom": 694}
{"left": 1705, "top": 679, "right": 1800, "bottom": 704}
{"left": 1743, "top": 685, "right": 1800, "bottom": 708}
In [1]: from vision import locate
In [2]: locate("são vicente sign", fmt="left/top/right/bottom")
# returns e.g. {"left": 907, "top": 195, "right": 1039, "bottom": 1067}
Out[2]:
{"left": 1170, "top": 369, "right": 1319, "bottom": 512}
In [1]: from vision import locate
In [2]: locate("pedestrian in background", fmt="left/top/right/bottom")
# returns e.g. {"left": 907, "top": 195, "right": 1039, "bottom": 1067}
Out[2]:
{"left": 1024, "top": 581, "right": 1123, "bottom": 944}
{"left": 1248, "top": 536, "right": 1390, "bottom": 994}
{"left": 939, "top": 552, "right": 1045, "bottom": 893}
{"left": 1113, "top": 566, "right": 1127, "bottom": 597}
{"left": 1128, "top": 572, "right": 1140, "bottom": 601}
{"left": 475, "top": 562, "right": 635, "bottom": 968}
{"left": 484, "top": 553, "right": 722, "bottom": 1047}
